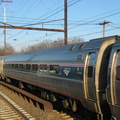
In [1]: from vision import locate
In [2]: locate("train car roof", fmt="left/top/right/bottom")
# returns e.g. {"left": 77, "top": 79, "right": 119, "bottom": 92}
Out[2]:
{"left": 4, "top": 35, "right": 119, "bottom": 62}
{"left": 112, "top": 37, "right": 120, "bottom": 47}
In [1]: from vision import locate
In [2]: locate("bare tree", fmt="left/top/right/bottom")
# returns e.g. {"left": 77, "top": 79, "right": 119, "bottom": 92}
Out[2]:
{"left": 20, "top": 36, "right": 84, "bottom": 52}
{"left": 21, "top": 40, "right": 51, "bottom": 52}
{"left": 68, "top": 36, "right": 84, "bottom": 44}
{"left": 0, "top": 43, "right": 16, "bottom": 56}
{"left": 6, "top": 43, "right": 16, "bottom": 55}
{"left": 0, "top": 48, "right": 4, "bottom": 56}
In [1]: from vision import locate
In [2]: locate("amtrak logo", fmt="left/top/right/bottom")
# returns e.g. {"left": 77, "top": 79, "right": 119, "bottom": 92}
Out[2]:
{"left": 63, "top": 68, "right": 70, "bottom": 76}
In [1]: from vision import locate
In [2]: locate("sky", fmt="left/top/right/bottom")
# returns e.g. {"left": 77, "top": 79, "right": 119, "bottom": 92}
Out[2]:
{"left": 0, "top": 0, "right": 120, "bottom": 51}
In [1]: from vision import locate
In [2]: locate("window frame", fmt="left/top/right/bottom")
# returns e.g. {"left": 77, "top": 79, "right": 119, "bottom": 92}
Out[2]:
{"left": 32, "top": 64, "right": 38, "bottom": 72}
{"left": 19, "top": 64, "right": 24, "bottom": 70}
{"left": 39, "top": 64, "right": 48, "bottom": 72}
{"left": 25, "top": 64, "right": 31, "bottom": 71}
{"left": 49, "top": 65, "right": 59, "bottom": 74}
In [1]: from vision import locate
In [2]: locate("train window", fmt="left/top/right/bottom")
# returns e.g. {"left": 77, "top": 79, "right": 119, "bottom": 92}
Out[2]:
{"left": 49, "top": 65, "right": 59, "bottom": 74}
{"left": 5, "top": 64, "right": 7, "bottom": 68}
{"left": 7, "top": 64, "right": 9, "bottom": 68}
{"left": 116, "top": 66, "right": 120, "bottom": 80}
{"left": 32, "top": 64, "right": 38, "bottom": 71}
{"left": 79, "top": 43, "right": 85, "bottom": 49}
{"left": 40, "top": 64, "right": 47, "bottom": 72}
{"left": 11, "top": 64, "right": 14, "bottom": 69}
{"left": 87, "top": 66, "right": 93, "bottom": 78}
{"left": 3, "top": 64, "right": 6, "bottom": 68}
{"left": 26, "top": 64, "right": 31, "bottom": 71}
{"left": 19, "top": 64, "right": 24, "bottom": 70}
{"left": 70, "top": 45, "right": 76, "bottom": 51}
{"left": 9, "top": 64, "right": 12, "bottom": 69}
{"left": 5, "top": 64, "right": 10, "bottom": 68}
{"left": 15, "top": 64, "right": 18, "bottom": 69}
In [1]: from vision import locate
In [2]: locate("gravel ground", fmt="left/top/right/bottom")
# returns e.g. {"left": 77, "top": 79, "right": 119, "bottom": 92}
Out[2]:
{"left": 0, "top": 84, "right": 71, "bottom": 120}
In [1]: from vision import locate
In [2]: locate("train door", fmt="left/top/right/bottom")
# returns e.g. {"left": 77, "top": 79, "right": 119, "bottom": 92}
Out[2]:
{"left": 111, "top": 50, "right": 120, "bottom": 119}
{"left": 113, "top": 51, "right": 120, "bottom": 106}
{"left": 84, "top": 53, "right": 96, "bottom": 100}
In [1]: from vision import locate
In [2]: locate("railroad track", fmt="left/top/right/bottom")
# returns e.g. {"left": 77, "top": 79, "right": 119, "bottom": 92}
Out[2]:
{"left": 0, "top": 81, "right": 74, "bottom": 120}
{"left": 0, "top": 81, "right": 53, "bottom": 112}
{"left": 0, "top": 91, "right": 35, "bottom": 120}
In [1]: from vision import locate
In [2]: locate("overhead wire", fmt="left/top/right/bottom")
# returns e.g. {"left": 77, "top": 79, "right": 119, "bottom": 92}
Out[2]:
{"left": 13, "top": 0, "right": 30, "bottom": 16}
{"left": 52, "top": 0, "right": 61, "bottom": 29}
{"left": 78, "top": 27, "right": 120, "bottom": 38}
{"left": 36, "top": 0, "right": 82, "bottom": 22}
{"left": 15, "top": 26, "right": 120, "bottom": 49}
{"left": 2, "top": 4, "right": 120, "bottom": 27}
{"left": 6, "top": 0, "right": 82, "bottom": 47}
{"left": 108, "top": 23, "right": 120, "bottom": 29}
{"left": 1, "top": 0, "right": 120, "bottom": 24}
{"left": 69, "top": 11, "right": 120, "bottom": 30}
{"left": 2, "top": 0, "right": 30, "bottom": 35}
{"left": 3, "top": 0, "right": 120, "bottom": 50}
{"left": 21, "top": 0, "right": 40, "bottom": 18}
{"left": 0, "top": 0, "right": 80, "bottom": 26}
{"left": 4, "top": 0, "right": 41, "bottom": 42}
{"left": 18, "top": 0, "right": 64, "bottom": 24}
{"left": 5, "top": 0, "right": 64, "bottom": 43}
{"left": 4, "top": 0, "right": 113, "bottom": 47}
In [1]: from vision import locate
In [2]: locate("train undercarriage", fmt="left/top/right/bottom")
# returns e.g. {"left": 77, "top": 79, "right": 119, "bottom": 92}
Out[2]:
{"left": 1, "top": 77, "right": 106, "bottom": 120}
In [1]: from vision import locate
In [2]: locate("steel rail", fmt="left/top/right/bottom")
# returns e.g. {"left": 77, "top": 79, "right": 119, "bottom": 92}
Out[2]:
{"left": 0, "top": 81, "right": 53, "bottom": 112}
{"left": 0, "top": 91, "right": 35, "bottom": 120}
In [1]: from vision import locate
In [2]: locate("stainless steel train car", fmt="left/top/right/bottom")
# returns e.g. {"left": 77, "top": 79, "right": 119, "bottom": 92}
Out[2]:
{"left": 0, "top": 35, "right": 120, "bottom": 120}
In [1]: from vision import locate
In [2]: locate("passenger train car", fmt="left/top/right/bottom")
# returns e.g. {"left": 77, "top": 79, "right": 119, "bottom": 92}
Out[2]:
{"left": 0, "top": 35, "right": 120, "bottom": 120}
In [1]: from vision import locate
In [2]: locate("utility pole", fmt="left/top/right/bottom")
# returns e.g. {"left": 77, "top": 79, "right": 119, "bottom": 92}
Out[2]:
{"left": 4, "top": 7, "right": 6, "bottom": 55}
{"left": 0, "top": 0, "right": 67, "bottom": 48}
{"left": 98, "top": 20, "right": 111, "bottom": 37}
{"left": 64, "top": 0, "right": 68, "bottom": 45}
{"left": 0, "top": 0, "right": 12, "bottom": 55}
{"left": 0, "top": 7, "right": 7, "bottom": 55}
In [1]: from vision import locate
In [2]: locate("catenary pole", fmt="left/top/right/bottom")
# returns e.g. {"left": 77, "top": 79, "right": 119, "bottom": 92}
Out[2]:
{"left": 64, "top": 0, "right": 68, "bottom": 45}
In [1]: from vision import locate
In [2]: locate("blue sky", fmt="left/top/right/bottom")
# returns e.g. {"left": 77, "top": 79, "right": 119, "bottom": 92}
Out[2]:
{"left": 0, "top": 0, "right": 120, "bottom": 51}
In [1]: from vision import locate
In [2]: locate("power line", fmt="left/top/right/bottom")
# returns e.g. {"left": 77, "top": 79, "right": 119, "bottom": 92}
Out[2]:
{"left": 6, "top": 0, "right": 82, "bottom": 45}
{"left": 13, "top": 27, "right": 120, "bottom": 49}
{"left": 3, "top": 0, "right": 120, "bottom": 51}
{"left": 68, "top": 8, "right": 120, "bottom": 30}
{"left": 0, "top": 0, "right": 81, "bottom": 27}
{"left": 21, "top": 19, "right": 64, "bottom": 27}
